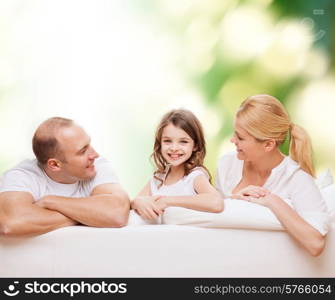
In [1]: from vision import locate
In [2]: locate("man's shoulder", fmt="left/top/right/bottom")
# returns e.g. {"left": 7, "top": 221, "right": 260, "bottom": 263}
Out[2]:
{"left": 4, "top": 159, "right": 43, "bottom": 178}
{"left": 94, "top": 157, "right": 115, "bottom": 173}
{"left": 94, "top": 157, "right": 110, "bottom": 166}
{"left": 88, "top": 157, "right": 119, "bottom": 187}
{"left": 0, "top": 159, "right": 45, "bottom": 196}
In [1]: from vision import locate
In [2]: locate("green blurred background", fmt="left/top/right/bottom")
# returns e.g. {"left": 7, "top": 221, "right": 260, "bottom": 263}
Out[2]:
{"left": 0, "top": 0, "right": 334, "bottom": 197}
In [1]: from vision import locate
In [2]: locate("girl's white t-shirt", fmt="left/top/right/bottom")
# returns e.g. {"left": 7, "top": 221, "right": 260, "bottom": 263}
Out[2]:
{"left": 150, "top": 167, "right": 209, "bottom": 196}
{"left": 215, "top": 151, "right": 330, "bottom": 235}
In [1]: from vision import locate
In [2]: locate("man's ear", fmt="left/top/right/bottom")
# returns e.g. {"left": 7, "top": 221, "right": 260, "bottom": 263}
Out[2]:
{"left": 264, "top": 139, "right": 276, "bottom": 152}
{"left": 46, "top": 158, "right": 61, "bottom": 171}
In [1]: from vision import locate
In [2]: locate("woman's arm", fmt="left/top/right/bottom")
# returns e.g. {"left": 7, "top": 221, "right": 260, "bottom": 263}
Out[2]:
{"left": 252, "top": 193, "right": 325, "bottom": 257}
{"left": 156, "top": 175, "right": 224, "bottom": 213}
{"left": 131, "top": 181, "right": 163, "bottom": 220}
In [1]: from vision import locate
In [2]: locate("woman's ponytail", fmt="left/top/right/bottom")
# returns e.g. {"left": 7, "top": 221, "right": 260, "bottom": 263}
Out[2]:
{"left": 289, "top": 123, "right": 315, "bottom": 177}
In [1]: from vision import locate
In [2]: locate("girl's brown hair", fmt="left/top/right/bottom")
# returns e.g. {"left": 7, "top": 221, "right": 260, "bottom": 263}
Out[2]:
{"left": 237, "top": 94, "right": 315, "bottom": 177}
{"left": 151, "top": 109, "right": 211, "bottom": 185}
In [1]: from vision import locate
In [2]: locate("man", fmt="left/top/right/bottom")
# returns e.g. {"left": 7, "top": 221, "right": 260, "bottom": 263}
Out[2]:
{"left": 0, "top": 117, "right": 130, "bottom": 236}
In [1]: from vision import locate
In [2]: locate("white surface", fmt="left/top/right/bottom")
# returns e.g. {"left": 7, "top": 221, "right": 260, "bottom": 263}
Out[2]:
{"left": 1, "top": 171, "right": 334, "bottom": 278}
{"left": 1, "top": 223, "right": 334, "bottom": 278}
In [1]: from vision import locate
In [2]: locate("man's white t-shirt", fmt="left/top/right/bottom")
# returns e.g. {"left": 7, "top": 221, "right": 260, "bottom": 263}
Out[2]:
{"left": 216, "top": 151, "right": 330, "bottom": 235}
{"left": 0, "top": 157, "right": 119, "bottom": 201}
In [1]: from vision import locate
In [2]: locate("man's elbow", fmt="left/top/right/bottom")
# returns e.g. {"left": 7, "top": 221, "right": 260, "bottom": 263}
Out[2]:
{"left": 106, "top": 205, "right": 130, "bottom": 228}
{"left": 0, "top": 219, "right": 19, "bottom": 237}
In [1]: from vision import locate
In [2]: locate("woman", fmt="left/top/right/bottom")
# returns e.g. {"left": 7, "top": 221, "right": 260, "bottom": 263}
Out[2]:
{"left": 216, "top": 94, "right": 329, "bottom": 256}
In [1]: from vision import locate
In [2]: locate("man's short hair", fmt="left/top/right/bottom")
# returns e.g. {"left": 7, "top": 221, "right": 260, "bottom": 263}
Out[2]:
{"left": 32, "top": 117, "right": 74, "bottom": 165}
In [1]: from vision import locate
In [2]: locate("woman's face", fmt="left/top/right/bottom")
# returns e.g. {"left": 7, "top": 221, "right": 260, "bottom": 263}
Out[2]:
{"left": 230, "top": 119, "right": 266, "bottom": 162}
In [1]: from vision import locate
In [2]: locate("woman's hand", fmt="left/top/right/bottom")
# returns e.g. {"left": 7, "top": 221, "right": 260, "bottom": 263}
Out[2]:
{"left": 246, "top": 192, "right": 280, "bottom": 207}
{"left": 232, "top": 185, "right": 270, "bottom": 201}
{"left": 131, "top": 195, "right": 164, "bottom": 220}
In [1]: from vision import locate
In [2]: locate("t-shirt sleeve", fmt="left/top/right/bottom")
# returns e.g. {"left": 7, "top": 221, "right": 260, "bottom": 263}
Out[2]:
{"left": 288, "top": 171, "right": 330, "bottom": 235}
{"left": 187, "top": 168, "right": 210, "bottom": 194}
{"left": 0, "top": 169, "right": 39, "bottom": 200}
{"left": 89, "top": 158, "right": 120, "bottom": 190}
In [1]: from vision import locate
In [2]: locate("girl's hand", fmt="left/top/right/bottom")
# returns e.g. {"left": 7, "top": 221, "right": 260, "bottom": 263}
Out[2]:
{"left": 154, "top": 196, "right": 169, "bottom": 211}
{"left": 232, "top": 185, "right": 270, "bottom": 201}
{"left": 132, "top": 195, "right": 164, "bottom": 220}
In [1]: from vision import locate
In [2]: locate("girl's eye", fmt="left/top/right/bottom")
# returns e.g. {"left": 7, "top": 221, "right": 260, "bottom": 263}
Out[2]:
{"left": 181, "top": 141, "right": 188, "bottom": 144}
{"left": 162, "top": 140, "right": 171, "bottom": 143}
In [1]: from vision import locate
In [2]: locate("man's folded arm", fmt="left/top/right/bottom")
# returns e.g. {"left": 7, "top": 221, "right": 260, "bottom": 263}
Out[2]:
{"left": 37, "top": 183, "right": 130, "bottom": 228}
{"left": 0, "top": 191, "right": 77, "bottom": 237}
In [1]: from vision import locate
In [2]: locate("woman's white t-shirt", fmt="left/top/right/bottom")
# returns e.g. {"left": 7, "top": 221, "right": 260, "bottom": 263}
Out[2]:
{"left": 216, "top": 151, "right": 329, "bottom": 235}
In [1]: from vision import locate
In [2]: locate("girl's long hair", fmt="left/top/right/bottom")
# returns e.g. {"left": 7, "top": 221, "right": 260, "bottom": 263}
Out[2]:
{"left": 151, "top": 109, "right": 212, "bottom": 186}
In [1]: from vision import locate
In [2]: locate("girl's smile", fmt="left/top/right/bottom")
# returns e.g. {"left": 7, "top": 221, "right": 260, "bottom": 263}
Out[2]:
{"left": 161, "top": 123, "right": 195, "bottom": 167}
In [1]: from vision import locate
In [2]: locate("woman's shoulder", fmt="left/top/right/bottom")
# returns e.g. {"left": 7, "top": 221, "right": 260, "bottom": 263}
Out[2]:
{"left": 278, "top": 157, "right": 312, "bottom": 179}
{"left": 277, "top": 156, "right": 317, "bottom": 188}
{"left": 217, "top": 151, "right": 239, "bottom": 168}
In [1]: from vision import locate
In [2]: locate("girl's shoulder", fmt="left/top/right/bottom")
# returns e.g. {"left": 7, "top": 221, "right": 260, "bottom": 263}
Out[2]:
{"left": 186, "top": 167, "right": 210, "bottom": 181}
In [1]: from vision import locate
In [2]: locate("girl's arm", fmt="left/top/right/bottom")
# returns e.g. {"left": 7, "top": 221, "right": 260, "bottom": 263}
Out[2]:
{"left": 156, "top": 175, "right": 224, "bottom": 213}
{"left": 131, "top": 181, "right": 163, "bottom": 220}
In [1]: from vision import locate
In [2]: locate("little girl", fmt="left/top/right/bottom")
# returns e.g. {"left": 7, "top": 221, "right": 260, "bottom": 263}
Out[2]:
{"left": 131, "top": 109, "right": 223, "bottom": 222}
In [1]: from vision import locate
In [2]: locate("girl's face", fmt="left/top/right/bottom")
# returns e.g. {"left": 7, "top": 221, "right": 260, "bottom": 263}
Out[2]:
{"left": 230, "top": 119, "right": 266, "bottom": 162}
{"left": 161, "top": 123, "right": 195, "bottom": 167}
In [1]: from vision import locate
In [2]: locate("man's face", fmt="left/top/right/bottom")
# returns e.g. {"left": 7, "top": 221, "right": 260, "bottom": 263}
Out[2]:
{"left": 55, "top": 124, "right": 99, "bottom": 182}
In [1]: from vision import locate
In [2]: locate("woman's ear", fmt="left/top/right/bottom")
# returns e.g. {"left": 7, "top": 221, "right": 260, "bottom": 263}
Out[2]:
{"left": 264, "top": 139, "right": 276, "bottom": 152}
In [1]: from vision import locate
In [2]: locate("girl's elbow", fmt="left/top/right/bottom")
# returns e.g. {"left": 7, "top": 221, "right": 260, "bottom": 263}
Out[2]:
{"left": 307, "top": 236, "right": 325, "bottom": 257}
{"left": 211, "top": 198, "right": 224, "bottom": 213}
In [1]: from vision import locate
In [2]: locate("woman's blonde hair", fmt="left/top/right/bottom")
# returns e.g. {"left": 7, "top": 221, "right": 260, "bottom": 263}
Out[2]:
{"left": 152, "top": 109, "right": 211, "bottom": 185}
{"left": 236, "top": 94, "right": 315, "bottom": 177}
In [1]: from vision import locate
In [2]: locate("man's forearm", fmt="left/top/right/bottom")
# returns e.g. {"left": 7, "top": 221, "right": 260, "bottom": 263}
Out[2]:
{"left": 1, "top": 207, "right": 76, "bottom": 237}
{"left": 39, "top": 194, "right": 129, "bottom": 227}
